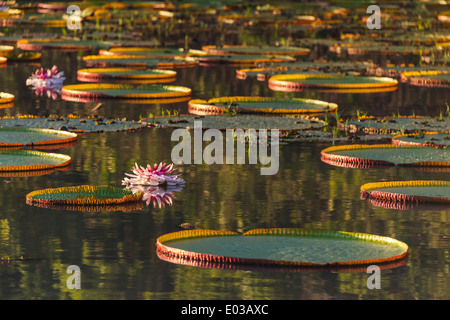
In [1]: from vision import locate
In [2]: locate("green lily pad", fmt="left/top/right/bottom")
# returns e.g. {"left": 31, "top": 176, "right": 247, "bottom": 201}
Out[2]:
{"left": 201, "top": 45, "right": 310, "bottom": 56}
{"left": 0, "top": 128, "right": 77, "bottom": 148}
{"left": 392, "top": 132, "right": 450, "bottom": 148}
{"left": 188, "top": 96, "right": 338, "bottom": 114}
{"left": 26, "top": 185, "right": 143, "bottom": 206}
{"left": 0, "top": 150, "right": 71, "bottom": 172}
{"left": 0, "top": 116, "right": 146, "bottom": 133}
{"left": 321, "top": 144, "right": 450, "bottom": 168}
{"left": 143, "top": 114, "right": 326, "bottom": 130}
{"left": 82, "top": 55, "right": 198, "bottom": 68}
{"left": 156, "top": 228, "right": 408, "bottom": 267}
{"left": 361, "top": 180, "right": 450, "bottom": 204}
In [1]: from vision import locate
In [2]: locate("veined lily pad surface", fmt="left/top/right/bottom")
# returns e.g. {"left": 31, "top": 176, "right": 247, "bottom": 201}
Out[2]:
{"left": 361, "top": 180, "right": 450, "bottom": 204}
{"left": 201, "top": 45, "right": 310, "bottom": 56}
{"left": 77, "top": 68, "right": 177, "bottom": 83}
{"left": 156, "top": 228, "right": 409, "bottom": 267}
{"left": 341, "top": 116, "right": 450, "bottom": 134}
{"left": 26, "top": 185, "right": 143, "bottom": 206}
{"left": 17, "top": 39, "right": 112, "bottom": 51}
{"left": 143, "top": 114, "right": 325, "bottom": 130}
{"left": 82, "top": 55, "right": 198, "bottom": 68}
{"left": 0, "top": 150, "right": 71, "bottom": 172}
{"left": 269, "top": 73, "right": 398, "bottom": 91}
{"left": 0, "top": 116, "right": 146, "bottom": 133}
{"left": 188, "top": 96, "right": 338, "bottom": 114}
{"left": 392, "top": 132, "right": 450, "bottom": 148}
{"left": 61, "top": 84, "right": 191, "bottom": 101}
{"left": 0, "top": 128, "right": 77, "bottom": 148}
{"left": 321, "top": 144, "right": 450, "bottom": 168}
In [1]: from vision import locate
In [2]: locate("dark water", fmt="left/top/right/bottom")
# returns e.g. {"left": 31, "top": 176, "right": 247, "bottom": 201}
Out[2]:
{"left": 0, "top": 49, "right": 449, "bottom": 300}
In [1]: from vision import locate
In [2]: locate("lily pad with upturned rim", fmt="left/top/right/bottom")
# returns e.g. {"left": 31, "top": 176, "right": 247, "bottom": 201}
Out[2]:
{"left": 0, "top": 127, "right": 78, "bottom": 148}
{"left": 0, "top": 150, "right": 71, "bottom": 172}
{"left": 156, "top": 228, "right": 409, "bottom": 268}
{"left": 61, "top": 83, "right": 191, "bottom": 101}
{"left": 143, "top": 114, "right": 326, "bottom": 131}
{"left": 268, "top": 73, "right": 398, "bottom": 91}
{"left": 26, "top": 185, "right": 143, "bottom": 206}
{"left": 195, "top": 54, "right": 296, "bottom": 65}
{"left": 77, "top": 68, "right": 177, "bottom": 83}
{"left": 201, "top": 45, "right": 310, "bottom": 56}
{"left": 361, "top": 180, "right": 450, "bottom": 204}
{"left": 392, "top": 131, "right": 450, "bottom": 148}
{"left": 0, "top": 115, "right": 146, "bottom": 133}
{"left": 188, "top": 96, "right": 338, "bottom": 115}
{"left": 321, "top": 144, "right": 450, "bottom": 168}
{"left": 0, "top": 92, "right": 14, "bottom": 104}
{"left": 82, "top": 55, "right": 198, "bottom": 68}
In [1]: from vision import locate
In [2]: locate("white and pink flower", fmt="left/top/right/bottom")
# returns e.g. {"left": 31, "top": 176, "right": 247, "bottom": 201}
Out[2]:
{"left": 26, "top": 65, "right": 65, "bottom": 90}
{"left": 122, "top": 162, "right": 185, "bottom": 187}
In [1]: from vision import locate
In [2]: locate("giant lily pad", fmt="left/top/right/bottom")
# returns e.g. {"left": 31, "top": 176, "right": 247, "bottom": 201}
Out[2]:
{"left": 321, "top": 144, "right": 450, "bottom": 168}
{"left": 0, "top": 92, "right": 14, "bottom": 103}
{"left": 0, "top": 51, "right": 42, "bottom": 61}
{"left": 26, "top": 185, "right": 143, "bottom": 206}
{"left": 341, "top": 116, "right": 450, "bottom": 134}
{"left": 0, "top": 150, "right": 71, "bottom": 173}
{"left": 201, "top": 45, "right": 310, "bottom": 56}
{"left": 156, "top": 228, "right": 408, "bottom": 267}
{"left": 195, "top": 54, "right": 296, "bottom": 65}
{"left": 0, "top": 45, "right": 14, "bottom": 54}
{"left": 0, "top": 128, "right": 77, "bottom": 148}
{"left": 392, "top": 131, "right": 450, "bottom": 148}
{"left": 188, "top": 96, "right": 338, "bottom": 114}
{"left": 17, "top": 39, "right": 112, "bottom": 51}
{"left": 143, "top": 114, "right": 325, "bottom": 130}
{"left": 77, "top": 68, "right": 177, "bottom": 84}
{"left": 361, "top": 180, "right": 450, "bottom": 204}
{"left": 268, "top": 73, "right": 398, "bottom": 91}
{"left": 82, "top": 55, "right": 198, "bottom": 68}
{"left": 61, "top": 83, "right": 191, "bottom": 101}
{"left": 98, "top": 47, "right": 196, "bottom": 58}
{"left": 0, "top": 115, "right": 146, "bottom": 133}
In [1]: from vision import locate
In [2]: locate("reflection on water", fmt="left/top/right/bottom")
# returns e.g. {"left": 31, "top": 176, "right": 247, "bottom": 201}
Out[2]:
{"left": 0, "top": 50, "right": 449, "bottom": 300}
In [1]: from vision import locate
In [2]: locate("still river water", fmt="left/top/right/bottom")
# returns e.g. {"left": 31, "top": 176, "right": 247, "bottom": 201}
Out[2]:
{"left": 0, "top": 48, "right": 449, "bottom": 300}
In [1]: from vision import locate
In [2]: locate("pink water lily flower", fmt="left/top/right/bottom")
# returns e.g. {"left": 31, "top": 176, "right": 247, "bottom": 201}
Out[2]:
{"left": 122, "top": 162, "right": 185, "bottom": 187}
{"left": 26, "top": 65, "right": 65, "bottom": 90}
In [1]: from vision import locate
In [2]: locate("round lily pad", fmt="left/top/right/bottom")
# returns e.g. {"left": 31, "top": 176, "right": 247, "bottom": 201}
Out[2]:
{"left": 156, "top": 228, "right": 408, "bottom": 267}
{"left": 0, "top": 150, "right": 71, "bottom": 172}
{"left": 0, "top": 92, "right": 14, "bottom": 104}
{"left": 201, "top": 45, "right": 310, "bottom": 56}
{"left": 392, "top": 131, "right": 450, "bottom": 148}
{"left": 0, "top": 115, "right": 146, "bottom": 133}
{"left": 143, "top": 114, "right": 325, "bottom": 130}
{"left": 407, "top": 73, "right": 450, "bottom": 88}
{"left": 17, "top": 39, "right": 112, "bottom": 51}
{"left": 26, "top": 185, "right": 144, "bottom": 206}
{"left": 0, "top": 56, "right": 6, "bottom": 64}
{"left": 341, "top": 116, "right": 450, "bottom": 134}
{"left": 269, "top": 73, "right": 398, "bottom": 91}
{"left": 361, "top": 180, "right": 450, "bottom": 204}
{"left": 0, "top": 45, "right": 14, "bottom": 54}
{"left": 77, "top": 68, "right": 177, "bottom": 84}
{"left": 0, "top": 128, "right": 77, "bottom": 148}
{"left": 82, "top": 55, "right": 198, "bottom": 68}
{"left": 188, "top": 96, "right": 337, "bottom": 115}
{"left": 61, "top": 83, "right": 191, "bottom": 101}
{"left": 0, "top": 51, "right": 42, "bottom": 61}
{"left": 321, "top": 144, "right": 450, "bottom": 168}
{"left": 195, "top": 54, "right": 296, "bottom": 65}
{"left": 99, "top": 47, "right": 192, "bottom": 58}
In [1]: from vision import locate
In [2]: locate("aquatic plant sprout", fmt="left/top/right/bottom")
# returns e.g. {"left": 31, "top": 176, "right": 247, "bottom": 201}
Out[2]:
{"left": 122, "top": 162, "right": 185, "bottom": 187}
{"left": 26, "top": 65, "right": 65, "bottom": 92}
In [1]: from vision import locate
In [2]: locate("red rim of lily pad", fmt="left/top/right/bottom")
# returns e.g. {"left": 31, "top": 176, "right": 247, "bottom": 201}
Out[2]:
{"left": 321, "top": 144, "right": 450, "bottom": 168}
{"left": 361, "top": 180, "right": 450, "bottom": 204}
{"left": 76, "top": 68, "right": 177, "bottom": 83}
{"left": 0, "top": 128, "right": 78, "bottom": 148}
{"left": 188, "top": 96, "right": 338, "bottom": 114}
{"left": 156, "top": 228, "right": 409, "bottom": 268}
{"left": 156, "top": 248, "right": 408, "bottom": 273}
{"left": 201, "top": 45, "right": 310, "bottom": 56}
{"left": 26, "top": 185, "right": 144, "bottom": 206}
{"left": 0, "top": 150, "right": 71, "bottom": 173}
{"left": 392, "top": 131, "right": 450, "bottom": 148}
